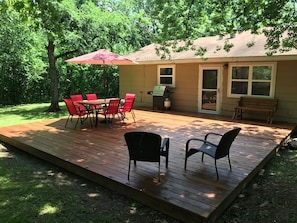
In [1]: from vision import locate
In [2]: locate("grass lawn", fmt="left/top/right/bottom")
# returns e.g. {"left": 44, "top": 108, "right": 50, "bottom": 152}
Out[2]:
{"left": 0, "top": 103, "right": 297, "bottom": 222}
{"left": 0, "top": 103, "right": 68, "bottom": 128}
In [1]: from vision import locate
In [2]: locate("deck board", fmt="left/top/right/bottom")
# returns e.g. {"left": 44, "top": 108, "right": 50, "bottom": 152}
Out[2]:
{"left": 0, "top": 109, "right": 293, "bottom": 223}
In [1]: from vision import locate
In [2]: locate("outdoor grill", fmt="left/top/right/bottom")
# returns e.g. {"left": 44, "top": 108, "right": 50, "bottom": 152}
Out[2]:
{"left": 148, "top": 85, "right": 172, "bottom": 110}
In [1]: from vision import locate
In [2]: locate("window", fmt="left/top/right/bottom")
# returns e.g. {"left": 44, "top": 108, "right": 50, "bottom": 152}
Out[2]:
{"left": 158, "top": 65, "right": 175, "bottom": 87}
{"left": 228, "top": 63, "right": 276, "bottom": 97}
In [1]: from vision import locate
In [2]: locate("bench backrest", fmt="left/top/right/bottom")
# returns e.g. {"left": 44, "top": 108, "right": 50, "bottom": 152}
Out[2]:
{"left": 238, "top": 97, "right": 278, "bottom": 111}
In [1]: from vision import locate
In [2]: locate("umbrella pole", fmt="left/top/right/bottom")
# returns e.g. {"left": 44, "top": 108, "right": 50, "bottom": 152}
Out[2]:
{"left": 104, "top": 67, "right": 107, "bottom": 100}
{"left": 101, "top": 65, "right": 106, "bottom": 100}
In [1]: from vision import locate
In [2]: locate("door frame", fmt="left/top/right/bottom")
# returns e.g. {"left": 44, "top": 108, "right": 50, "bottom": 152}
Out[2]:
{"left": 198, "top": 64, "right": 223, "bottom": 114}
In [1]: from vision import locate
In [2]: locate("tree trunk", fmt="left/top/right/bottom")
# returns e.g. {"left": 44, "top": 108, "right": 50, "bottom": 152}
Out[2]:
{"left": 46, "top": 39, "right": 61, "bottom": 112}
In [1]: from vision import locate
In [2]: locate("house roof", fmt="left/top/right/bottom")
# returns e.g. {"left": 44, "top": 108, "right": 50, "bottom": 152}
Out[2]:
{"left": 125, "top": 31, "right": 297, "bottom": 64}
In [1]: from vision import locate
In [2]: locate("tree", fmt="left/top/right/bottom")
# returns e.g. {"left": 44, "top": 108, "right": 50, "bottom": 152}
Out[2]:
{"left": 150, "top": 0, "right": 297, "bottom": 58}
{"left": 10, "top": 0, "right": 78, "bottom": 111}
{"left": 7, "top": 0, "right": 153, "bottom": 110}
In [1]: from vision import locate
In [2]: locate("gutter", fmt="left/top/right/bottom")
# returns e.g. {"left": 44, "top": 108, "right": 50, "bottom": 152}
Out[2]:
{"left": 130, "top": 55, "right": 297, "bottom": 65}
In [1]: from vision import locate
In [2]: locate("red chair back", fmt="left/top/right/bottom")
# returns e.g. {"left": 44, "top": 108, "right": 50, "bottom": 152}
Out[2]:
{"left": 106, "top": 99, "right": 120, "bottom": 115}
{"left": 70, "top": 94, "right": 87, "bottom": 112}
{"left": 70, "top": 94, "right": 83, "bottom": 102}
{"left": 86, "top": 94, "right": 97, "bottom": 100}
{"left": 122, "top": 94, "right": 135, "bottom": 112}
{"left": 64, "top": 99, "right": 77, "bottom": 115}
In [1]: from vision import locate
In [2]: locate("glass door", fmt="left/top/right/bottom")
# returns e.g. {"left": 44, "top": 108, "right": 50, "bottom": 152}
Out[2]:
{"left": 198, "top": 65, "right": 221, "bottom": 114}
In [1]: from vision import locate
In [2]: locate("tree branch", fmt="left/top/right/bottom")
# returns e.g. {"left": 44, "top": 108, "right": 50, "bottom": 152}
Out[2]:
{"left": 56, "top": 49, "right": 79, "bottom": 60}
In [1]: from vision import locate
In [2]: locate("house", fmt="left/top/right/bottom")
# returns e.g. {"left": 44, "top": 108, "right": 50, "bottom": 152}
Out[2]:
{"left": 119, "top": 31, "right": 297, "bottom": 123}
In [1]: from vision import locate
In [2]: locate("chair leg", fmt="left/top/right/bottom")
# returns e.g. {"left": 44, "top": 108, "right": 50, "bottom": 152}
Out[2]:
{"left": 201, "top": 153, "right": 205, "bottom": 162}
{"left": 120, "top": 112, "right": 126, "bottom": 121}
{"left": 184, "top": 146, "right": 200, "bottom": 170}
{"left": 88, "top": 113, "right": 92, "bottom": 127}
{"left": 74, "top": 117, "right": 80, "bottom": 129}
{"left": 161, "top": 138, "right": 169, "bottom": 168}
{"left": 184, "top": 149, "right": 191, "bottom": 170}
{"left": 184, "top": 140, "right": 190, "bottom": 170}
{"left": 82, "top": 114, "right": 92, "bottom": 127}
{"left": 215, "top": 159, "right": 219, "bottom": 180}
{"left": 117, "top": 113, "right": 122, "bottom": 122}
{"left": 128, "top": 160, "right": 131, "bottom": 180}
{"left": 65, "top": 115, "right": 71, "bottom": 128}
{"left": 106, "top": 115, "right": 112, "bottom": 127}
{"left": 184, "top": 156, "right": 188, "bottom": 170}
{"left": 158, "top": 161, "right": 160, "bottom": 182}
{"left": 131, "top": 110, "right": 136, "bottom": 122}
{"left": 228, "top": 154, "right": 232, "bottom": 171}
{"left": 165, "top": 152, "right": 169, "bottom": 168}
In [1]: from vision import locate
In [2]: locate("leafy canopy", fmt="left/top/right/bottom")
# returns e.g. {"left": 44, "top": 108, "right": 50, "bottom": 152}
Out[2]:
{"left": 151, "top": 0, "right": 297, "bottom": 57}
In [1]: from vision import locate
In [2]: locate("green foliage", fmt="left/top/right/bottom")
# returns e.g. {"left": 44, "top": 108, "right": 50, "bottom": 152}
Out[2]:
{"left": 151, "top": 0, "right": 297, "bottom": 58}
{"left": 0, "top": 0, "right": 153, "bottom": 106}
{"left": 0, "top": 9, "right": 47, "bottom": 105}
{"left": 14, "top": 0, "right": 66, "bottom": 40}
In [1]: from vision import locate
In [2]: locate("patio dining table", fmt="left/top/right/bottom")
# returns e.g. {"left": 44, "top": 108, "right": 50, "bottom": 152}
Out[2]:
{"left": 78, "top": 98, "right": 122, "bottom": 126}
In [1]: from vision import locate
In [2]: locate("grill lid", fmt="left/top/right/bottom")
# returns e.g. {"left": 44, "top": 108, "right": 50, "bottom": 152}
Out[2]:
{"left": 152, "top": 85, "right": 166, "bottom": 96}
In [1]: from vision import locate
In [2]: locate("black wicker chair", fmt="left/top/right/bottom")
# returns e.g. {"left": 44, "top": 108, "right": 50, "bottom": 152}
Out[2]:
{"left": 124, "top": 132, "right": 169, "bottom": 181}
{"left": 184, "top": 128, "right": 241, "bottom": 180}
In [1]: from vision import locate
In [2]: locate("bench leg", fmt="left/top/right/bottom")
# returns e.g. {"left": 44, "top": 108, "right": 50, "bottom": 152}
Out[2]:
{"left": 232, "top": 109, "right": 237, "bottom": 120}
{"left": 233, "top": 108, "right": 241, "bottom": 120}
{"left": 268, "top": 112, "right": 273, "bottom": 124}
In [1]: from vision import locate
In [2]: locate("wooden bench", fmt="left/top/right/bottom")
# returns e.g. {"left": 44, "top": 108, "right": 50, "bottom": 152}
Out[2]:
{"left": 232, "top": 97, "right": 278, "bottom": 124}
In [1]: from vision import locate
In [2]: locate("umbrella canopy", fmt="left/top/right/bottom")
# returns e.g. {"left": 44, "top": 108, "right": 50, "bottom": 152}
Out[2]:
{"left": 65, "top": 49, "right": 136, "bottom": 65}
{"left": 65, "top": 49, "right": 137, "bottom": 99}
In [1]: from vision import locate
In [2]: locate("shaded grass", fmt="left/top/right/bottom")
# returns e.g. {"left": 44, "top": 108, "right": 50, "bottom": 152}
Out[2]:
{"left": 0, "top": 144, "right": 179, "bottom": 223}
{"left": 217, "top": 147, "right": 297, "bottom": 223}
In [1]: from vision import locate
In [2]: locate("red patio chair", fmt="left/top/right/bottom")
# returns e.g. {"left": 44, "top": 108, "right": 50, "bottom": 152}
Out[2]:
{"left": 86, "top": 93, "right": 102, "bottom": 111}
{"left": 70, "top": 94, "right": 87, "bottom": 112}
{"left": 118, "top": 93, "right": 136, "bottom": 122}
{"left": 64, "top": 99, "right": 92, "bottom": 129}
{"left": 97, "top": 98, "right": 121, "bottom": 126}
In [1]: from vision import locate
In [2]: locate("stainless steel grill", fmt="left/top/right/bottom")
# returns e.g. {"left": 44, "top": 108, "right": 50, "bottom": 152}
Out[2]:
{"left": 148, "top": 85, "right": 172, "bottom": 110}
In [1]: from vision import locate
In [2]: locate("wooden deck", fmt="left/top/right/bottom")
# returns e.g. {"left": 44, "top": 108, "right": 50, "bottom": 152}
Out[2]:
{"left": 0, "top": 109, "right": 293, "bottom": 223}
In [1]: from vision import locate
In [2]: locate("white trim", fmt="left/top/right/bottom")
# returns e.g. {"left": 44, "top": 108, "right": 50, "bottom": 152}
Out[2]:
{"left": 157, "top": 64, "right": 176, "bottom": 87}
{"left": 198, "top": 64, "right": 222, "bottom": 114}
{"left": 227, "top": 62, "right": 276, "bottom": 98}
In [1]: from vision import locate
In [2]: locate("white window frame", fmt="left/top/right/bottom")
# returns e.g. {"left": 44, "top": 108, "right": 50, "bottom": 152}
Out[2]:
{"left": 227, "top": 62, "right": 277, "bottom": 98}
{"left": 157, "top": 64, "right": 176, "bottom": 87}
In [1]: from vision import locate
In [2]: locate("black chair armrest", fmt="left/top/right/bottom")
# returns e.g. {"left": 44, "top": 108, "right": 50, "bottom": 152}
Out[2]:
{"left": 204, "top": 132, "right": 223, "bottom": 141}
{"left": 185, "top": 138, "right": 217, "bottom": 156}
{"left": 186, "top": 138, "right": 205, "bottom": 150}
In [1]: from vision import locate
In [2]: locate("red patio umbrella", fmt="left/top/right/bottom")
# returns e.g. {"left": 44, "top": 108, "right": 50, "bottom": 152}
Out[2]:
{"left": 65, "top": 49, "right": 137, "bottom": 98}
